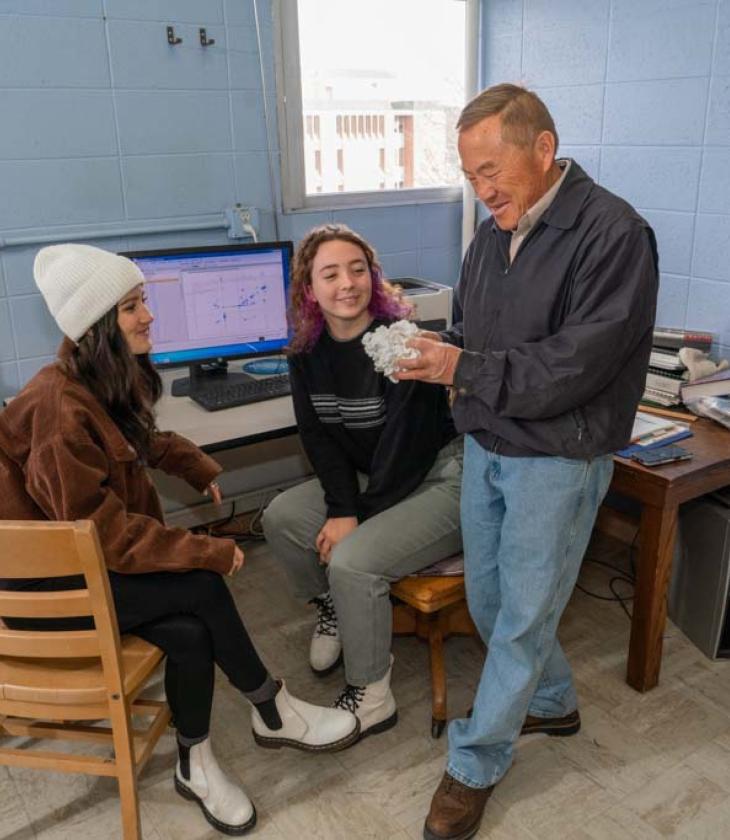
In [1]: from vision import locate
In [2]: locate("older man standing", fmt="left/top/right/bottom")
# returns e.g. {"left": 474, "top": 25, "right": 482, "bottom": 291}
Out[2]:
{"left": 396, "top": 84, "right": 659, "bottom": 840}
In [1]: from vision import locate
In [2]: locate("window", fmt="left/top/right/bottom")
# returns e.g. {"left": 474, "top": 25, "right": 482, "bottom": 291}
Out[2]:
{"left": 275, "top": 0, "right": 469, "bottom": 210}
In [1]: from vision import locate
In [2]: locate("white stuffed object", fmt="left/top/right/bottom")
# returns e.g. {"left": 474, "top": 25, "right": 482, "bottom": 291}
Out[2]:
{"left": 679, "top": 347, "right": 729, "bottom": 382}
{"left": 362, "top": 320, "right": 420, "bottom": 382}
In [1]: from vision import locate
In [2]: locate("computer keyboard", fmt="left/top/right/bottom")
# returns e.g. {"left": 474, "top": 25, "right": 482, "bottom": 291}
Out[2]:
{"left": 191, "top": 374, "right": 292, "bottom": 412}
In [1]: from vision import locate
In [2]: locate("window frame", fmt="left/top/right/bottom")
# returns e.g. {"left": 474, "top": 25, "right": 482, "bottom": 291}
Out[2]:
{"left": 273, "top": 0, "right": 469, "bottom": 212}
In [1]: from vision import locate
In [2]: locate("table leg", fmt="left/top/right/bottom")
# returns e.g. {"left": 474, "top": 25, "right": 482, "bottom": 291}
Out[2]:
{"left": 626, "top": 501, "right": 678, "bottom": 691}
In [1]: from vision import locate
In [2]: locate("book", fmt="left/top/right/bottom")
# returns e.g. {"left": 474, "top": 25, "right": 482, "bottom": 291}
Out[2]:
{"left": 649, "top": 348, "right": 685, "bottom": 371}
{"left": 631, "top": 415, "right": 690, "bottom": 448}
{"left": 653, "top": 327, "right": 713, "bottom": 351}
{"left": 641, "top": 386, "right": 682, "bottom": 407}
{"left": 680, "top": 368, "right": 730, "bottom": 401}
{"left": 645, "top": 366, "right": 687, "bottom": 397}
{"left": 631, "top": 411, "right": 678, "bottom": 442}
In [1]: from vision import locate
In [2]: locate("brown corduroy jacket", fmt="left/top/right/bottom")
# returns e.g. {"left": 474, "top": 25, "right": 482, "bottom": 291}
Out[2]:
{"left": 0, "top": 345, "right": 235, "bottom": 576}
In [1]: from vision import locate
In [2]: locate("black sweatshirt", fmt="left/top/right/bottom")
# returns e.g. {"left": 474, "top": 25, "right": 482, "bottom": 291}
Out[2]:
{"left": 288, "top": 319, "right": 456, "bottom": 521}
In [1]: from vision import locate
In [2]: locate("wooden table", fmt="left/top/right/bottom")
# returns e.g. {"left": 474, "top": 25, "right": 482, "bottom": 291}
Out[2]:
{"left": 606, "top": 419, "right": 730, "bottom": 691}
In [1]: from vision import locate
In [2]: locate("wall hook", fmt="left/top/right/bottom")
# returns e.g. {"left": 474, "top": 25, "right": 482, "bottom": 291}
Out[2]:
{"left": 166, "top": 25, "right": 182, "bottom": 45}
{"left": 199, "top": 28, "right": 215, "bottom": 47}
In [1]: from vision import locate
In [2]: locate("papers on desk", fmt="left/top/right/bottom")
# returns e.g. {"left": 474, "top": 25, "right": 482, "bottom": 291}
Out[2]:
{"left": 616, "top": 411, "right": 693, "bottom": 457}
{"left": 631, "top": 412, "right": 679, "bottom": 442}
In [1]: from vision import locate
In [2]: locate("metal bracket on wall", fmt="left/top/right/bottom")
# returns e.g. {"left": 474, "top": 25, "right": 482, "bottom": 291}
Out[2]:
{"left": 199, "top": 28, "right": 215, "bottom": 47}
{"left": 166, "top": 25, "right": 182, "bottom": 45}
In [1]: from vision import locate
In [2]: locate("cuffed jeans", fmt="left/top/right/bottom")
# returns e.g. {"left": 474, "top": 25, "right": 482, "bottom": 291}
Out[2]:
{"left": 447, "top": 434, "right": 614, "bottom": 789}
{"left": 262, "top": 438, "right": 463, "bottom": 685}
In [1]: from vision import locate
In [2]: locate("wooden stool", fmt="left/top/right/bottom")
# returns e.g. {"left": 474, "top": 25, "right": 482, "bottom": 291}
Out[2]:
{"left": 391, "top": 555, "right": 477, "bottom": 738}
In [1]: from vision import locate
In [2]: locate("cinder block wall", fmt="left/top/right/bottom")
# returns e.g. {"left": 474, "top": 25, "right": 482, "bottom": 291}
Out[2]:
{"left": 0, "top": 0, "right": 464, "bottom": 400}
{"left": 480, "top": 0, "right": 730, "bottom": 362}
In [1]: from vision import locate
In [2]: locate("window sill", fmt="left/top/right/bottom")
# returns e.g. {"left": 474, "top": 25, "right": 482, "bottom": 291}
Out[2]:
{"left": 284, "top": 185, "right": 463, "bottom": 213}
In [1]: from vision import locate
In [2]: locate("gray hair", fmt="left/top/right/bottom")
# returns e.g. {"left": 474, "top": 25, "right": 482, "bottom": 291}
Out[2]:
{"left": 457, "top": 83, "right": 559, "bottom": 150}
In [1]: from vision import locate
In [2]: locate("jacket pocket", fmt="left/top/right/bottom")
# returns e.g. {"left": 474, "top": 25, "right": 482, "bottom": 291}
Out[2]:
{"left": 571, "top": 408, "right": 592, "bottom": 444}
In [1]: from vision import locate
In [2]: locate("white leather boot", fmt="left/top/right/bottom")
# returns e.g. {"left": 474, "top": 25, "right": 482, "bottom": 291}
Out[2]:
{"left": 333, "top": 656, "right": 397, "bottom": 739}
{"left": 251, "top": 681, "right": 359, "bottom": 751}
{"left": 309, "top": 591, "right": 343, "bottom": 676}
{"left": 175, "top": 738, "right": 256, "bottom": 835}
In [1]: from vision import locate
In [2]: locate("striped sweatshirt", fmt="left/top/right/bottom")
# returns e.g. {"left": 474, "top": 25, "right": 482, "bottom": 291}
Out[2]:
{"left": 288, "top": 319, "right": 456, "bottom": 521}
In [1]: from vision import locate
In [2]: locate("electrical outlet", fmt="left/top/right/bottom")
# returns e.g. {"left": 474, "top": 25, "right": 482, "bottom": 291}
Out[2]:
{"left": 225, "top": 204, "right": 260, "bottom": 239}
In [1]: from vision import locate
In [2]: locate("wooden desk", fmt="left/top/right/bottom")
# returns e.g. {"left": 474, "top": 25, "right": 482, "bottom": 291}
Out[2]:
{"left": 608, "top": 419, "right": 730, "bottom": 692}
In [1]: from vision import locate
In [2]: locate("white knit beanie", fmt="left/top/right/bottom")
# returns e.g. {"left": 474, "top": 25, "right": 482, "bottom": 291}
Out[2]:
{"left": 33, "top": 244, "right": 145, "bottom": 342}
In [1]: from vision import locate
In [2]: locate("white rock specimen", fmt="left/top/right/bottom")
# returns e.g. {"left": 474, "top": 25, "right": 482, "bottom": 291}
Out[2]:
{"left": 362, "top": 320, "right": 420, "bottom": 382}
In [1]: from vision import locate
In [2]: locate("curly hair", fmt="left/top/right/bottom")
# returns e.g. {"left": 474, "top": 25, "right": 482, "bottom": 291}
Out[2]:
{"left": 287, "top": 223, "right": 412, "bottom": 353}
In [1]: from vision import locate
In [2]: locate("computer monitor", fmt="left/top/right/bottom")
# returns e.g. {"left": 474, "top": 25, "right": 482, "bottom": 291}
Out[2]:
{"left": 123, "top": 241, "right": 293, "bottom": 396}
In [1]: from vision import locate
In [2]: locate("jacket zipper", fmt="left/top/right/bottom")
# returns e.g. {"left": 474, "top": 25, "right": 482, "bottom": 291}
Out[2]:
{"left": 573, "top": 410, "right": 587, "bottom": 442}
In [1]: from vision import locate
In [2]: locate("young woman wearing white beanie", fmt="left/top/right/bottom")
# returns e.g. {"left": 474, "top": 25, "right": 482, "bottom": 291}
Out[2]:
{"left": 0, "top": 243, "right": 359, "bottom": 836}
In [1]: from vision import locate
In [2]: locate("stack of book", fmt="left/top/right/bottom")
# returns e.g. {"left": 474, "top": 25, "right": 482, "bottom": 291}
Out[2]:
{"left": 641, "top": 327, "right": 714, "bottom": 408}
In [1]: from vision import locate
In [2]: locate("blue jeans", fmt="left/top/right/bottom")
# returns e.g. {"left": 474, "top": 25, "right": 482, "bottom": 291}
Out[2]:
{"left": 447, "top": 435, "right": 614, "bottom": 789}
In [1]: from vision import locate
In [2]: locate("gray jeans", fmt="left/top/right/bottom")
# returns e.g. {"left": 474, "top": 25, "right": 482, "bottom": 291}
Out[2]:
{"left": 262, "top": 438, "right": 463, "bottom": 685}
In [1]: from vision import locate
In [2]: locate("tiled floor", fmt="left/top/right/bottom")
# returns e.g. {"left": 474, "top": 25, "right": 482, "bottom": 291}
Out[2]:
{"left": 3, "top": 533, "right": 730, "bottom": 839}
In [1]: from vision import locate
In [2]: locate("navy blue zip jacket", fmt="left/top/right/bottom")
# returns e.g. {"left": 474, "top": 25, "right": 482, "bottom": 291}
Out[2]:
{"left": 445, "top": 160, "right": 659, "bottom": 458}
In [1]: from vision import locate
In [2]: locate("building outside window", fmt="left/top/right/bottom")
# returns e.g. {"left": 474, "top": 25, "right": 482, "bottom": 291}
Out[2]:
{"left": 276, "top": 0, "right": 468, "bottom": 209}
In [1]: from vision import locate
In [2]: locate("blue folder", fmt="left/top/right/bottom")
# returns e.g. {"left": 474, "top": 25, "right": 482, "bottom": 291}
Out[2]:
{"left": 616, "top": 427, "right": 693, "bottom": 458}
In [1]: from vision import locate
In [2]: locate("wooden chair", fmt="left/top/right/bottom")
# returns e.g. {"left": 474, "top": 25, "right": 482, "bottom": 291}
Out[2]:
{"left": 0, "top": 520, "right": 171, "bottom": 840}
{"left": 391, "top": 554, "right": 478, "bottom": 738}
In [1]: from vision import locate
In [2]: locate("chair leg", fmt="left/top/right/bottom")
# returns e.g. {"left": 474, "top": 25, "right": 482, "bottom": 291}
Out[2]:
{"left": 428, "top": 613, "right": 447, "bottom": 739}
{"left": 118, "top": 765, "right": 141, "bottom": 840}
{"left": 109, "top": 700, "right": 141, "bottom": 840}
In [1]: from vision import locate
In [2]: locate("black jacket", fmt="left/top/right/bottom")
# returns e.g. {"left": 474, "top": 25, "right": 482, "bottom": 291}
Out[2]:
{"left": 445, "top": 161, "right": 659, "bottom": 458}
{"left": 289, "top": 320, "right": 455, "bottom": 521}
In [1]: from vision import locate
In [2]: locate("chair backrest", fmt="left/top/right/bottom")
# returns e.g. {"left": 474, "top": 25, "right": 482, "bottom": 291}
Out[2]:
{"left": 0, "top": 520, "right": 126, "bottom": 699}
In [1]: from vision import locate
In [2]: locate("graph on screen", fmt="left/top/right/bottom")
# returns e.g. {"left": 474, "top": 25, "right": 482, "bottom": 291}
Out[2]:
{"left": 182, "top": 267, "right": 279, "bottom": 340}
{"left": 133, "top": 245, "right": 291, "bottom": 365}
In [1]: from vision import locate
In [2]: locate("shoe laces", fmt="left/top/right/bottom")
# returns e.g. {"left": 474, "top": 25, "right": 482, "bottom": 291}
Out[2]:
{"left": 311, "top": 592, "right": 338, "bottom": 637}
{"left": 333, "top": 684, "right": 365, "bottom": 713}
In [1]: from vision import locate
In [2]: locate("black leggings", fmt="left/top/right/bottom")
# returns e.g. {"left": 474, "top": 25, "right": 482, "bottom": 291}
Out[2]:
{"left": 4, "top": 570, "right": 269, "bottom": 740}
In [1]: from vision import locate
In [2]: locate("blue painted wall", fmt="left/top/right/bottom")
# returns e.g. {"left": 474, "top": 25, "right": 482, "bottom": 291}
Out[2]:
{"left": 0, "top": 1, "right": 463, "bottom": 399}
{"left": 3, "top": 2, "right": 726, "bottom": 402}
{"left": 481, "top": 0, "right": 730, "bottom": 362}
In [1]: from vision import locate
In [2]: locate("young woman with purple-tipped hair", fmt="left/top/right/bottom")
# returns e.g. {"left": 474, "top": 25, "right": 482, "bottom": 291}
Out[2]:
{"left": 263, "top": 224, "right": 463, "bottom": 738}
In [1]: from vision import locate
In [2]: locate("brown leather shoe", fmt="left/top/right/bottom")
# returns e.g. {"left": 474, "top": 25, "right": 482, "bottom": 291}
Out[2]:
{"left": 464, "top": 707, "right": 581, "bottom": 738}
{"left": 423, "top": 771, "right": 493, "bottom": 840}
{"left": 520, "top": 709, "right": 580, "bottom": 737}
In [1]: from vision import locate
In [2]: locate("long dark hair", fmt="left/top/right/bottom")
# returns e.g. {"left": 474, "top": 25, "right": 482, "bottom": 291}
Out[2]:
{"left": 287, "top": 224, "right": 412, "bottom": 354}
{"left": 60, "top": 307, "right": 162, "bottom": 461}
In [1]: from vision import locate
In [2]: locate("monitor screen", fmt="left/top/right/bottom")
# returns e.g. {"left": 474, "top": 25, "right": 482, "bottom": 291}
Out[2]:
{"left": 123, "top": 242, "right": 293, "bottom": 367}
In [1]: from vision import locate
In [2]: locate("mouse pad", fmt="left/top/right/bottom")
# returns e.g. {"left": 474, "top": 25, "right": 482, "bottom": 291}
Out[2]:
{"left": 242, "top": 357, "right": 289, "bottom": 376}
